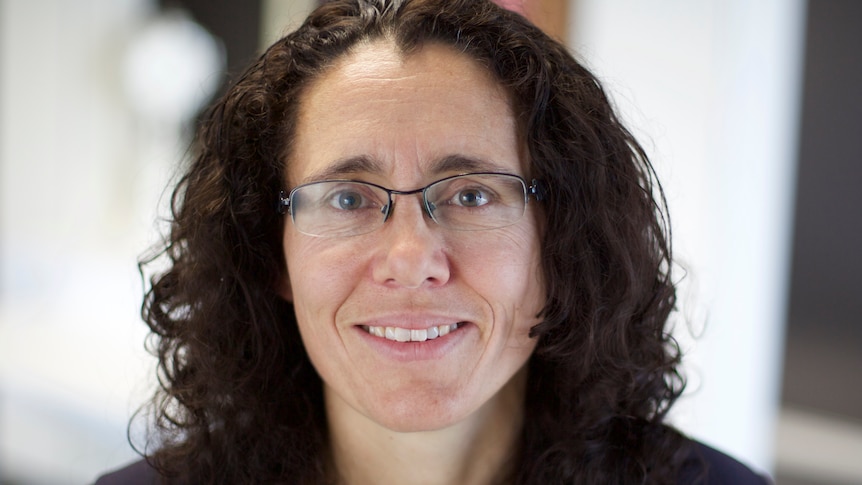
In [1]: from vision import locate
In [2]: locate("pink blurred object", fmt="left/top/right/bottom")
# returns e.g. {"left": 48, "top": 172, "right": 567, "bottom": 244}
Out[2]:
{"left": 492, "top": 0, "right": 528, "bottom": 16}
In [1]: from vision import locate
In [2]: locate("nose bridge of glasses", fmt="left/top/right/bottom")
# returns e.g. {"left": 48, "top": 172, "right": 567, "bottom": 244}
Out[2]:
{"left": 384, "top": 186, "right": 435, "bottom": 222}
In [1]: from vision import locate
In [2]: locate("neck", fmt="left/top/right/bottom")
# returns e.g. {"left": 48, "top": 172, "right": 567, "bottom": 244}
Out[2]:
{"left": 325, "top": 368, "right": 528, "bottom": 485}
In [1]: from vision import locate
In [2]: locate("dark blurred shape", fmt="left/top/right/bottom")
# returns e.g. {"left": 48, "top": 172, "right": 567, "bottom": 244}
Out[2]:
{"left": 159, "top": 0, "right": 263, "bottom": 94}
{"left": 783, "top": 0, "right": 862, "bottom": 420}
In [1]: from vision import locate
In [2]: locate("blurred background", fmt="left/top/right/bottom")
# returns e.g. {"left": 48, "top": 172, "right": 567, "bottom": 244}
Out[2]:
{"left": 0, "top": 0, "right": 859, "bottom": 483}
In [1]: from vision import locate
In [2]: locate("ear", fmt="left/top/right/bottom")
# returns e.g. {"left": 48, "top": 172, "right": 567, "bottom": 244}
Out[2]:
{"left": 277, "top": 272, "right": 293, "bottom": 302}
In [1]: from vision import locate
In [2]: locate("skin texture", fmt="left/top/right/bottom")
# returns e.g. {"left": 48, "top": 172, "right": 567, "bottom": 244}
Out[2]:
{"left": 280, "top": 41, "right": 545, "bottom": 482}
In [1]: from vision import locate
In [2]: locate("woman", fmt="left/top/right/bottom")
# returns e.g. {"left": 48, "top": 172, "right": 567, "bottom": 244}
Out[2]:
{"left": 97, "top": 0, "right": 768, "bottom": 483}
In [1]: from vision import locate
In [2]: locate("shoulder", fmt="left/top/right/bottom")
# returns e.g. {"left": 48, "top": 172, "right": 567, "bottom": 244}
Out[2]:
{"left": 94, "top": 459, "right": 160, "bottom": 485}
{"left": 679, "top": 440, "right": 772, "bottom": 484}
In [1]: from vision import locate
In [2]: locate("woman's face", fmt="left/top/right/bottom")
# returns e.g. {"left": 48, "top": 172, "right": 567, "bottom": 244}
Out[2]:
{"left": 281, "top": 41, "right": 545, "bottom": 432}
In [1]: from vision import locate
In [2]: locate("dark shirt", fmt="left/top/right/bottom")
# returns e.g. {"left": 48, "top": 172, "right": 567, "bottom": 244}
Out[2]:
{"left": 95, "top": 459, "right": 158, "bottom": 485}
{"left": 94, "top": 440, "right": 769, "bottom": 484}
{"left": 679, "top": 441, "right": 771, "bottom": 484}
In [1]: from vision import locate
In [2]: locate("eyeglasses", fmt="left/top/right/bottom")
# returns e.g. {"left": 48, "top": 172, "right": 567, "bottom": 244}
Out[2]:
{"left": 278, "top": 172, "right": 543, "bottom": 238}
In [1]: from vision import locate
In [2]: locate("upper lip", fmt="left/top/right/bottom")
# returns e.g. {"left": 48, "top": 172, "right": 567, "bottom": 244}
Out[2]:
{"left": 352, "top": 313, "right": 472, "bottom": 330}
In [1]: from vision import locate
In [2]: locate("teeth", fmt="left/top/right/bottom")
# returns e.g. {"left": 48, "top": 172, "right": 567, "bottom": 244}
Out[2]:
{"left": 366, "top": 323, "right": 459, "bottom": 342}
{"left": 385, "top": 327, "right": 410, "bottom": 342}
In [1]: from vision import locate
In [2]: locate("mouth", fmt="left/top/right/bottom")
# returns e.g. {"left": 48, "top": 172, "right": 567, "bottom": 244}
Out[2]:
{"left": 360, "top": 322, "right": 465, "bottom": 342}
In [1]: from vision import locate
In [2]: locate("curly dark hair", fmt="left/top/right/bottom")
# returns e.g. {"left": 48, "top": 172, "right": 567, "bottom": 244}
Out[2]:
{"left": 138, "top": 0, "right": 692, "bottom": 483}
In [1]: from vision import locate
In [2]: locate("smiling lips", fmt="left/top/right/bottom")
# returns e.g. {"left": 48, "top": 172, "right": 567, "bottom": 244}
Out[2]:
{"left": 361, "top": 323, "right": 463, "bottom": 342}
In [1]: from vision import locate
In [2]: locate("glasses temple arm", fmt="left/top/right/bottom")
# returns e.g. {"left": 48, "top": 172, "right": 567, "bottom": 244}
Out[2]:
{"left": 529, "top": 179, "right": 546, "bottom": 202}
{"left": 277, "top": 190, "right": 290, "bottom": 215}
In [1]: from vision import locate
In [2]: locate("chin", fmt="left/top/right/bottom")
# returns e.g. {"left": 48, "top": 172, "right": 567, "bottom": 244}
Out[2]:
{"left": 363, "top": 391, "right": 475, "bottom": 433}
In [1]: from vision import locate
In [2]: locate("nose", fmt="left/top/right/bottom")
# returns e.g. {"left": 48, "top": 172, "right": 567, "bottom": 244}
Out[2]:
{"left": 371, "top": 194, "right": 451, "bottom": 289}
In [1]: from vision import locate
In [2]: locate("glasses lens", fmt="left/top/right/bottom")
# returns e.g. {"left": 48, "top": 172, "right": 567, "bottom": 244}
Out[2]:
{"left": 291, "top": 181, "right": 388, "bottom": 237}
{"left": 425, "top": 174, "right": 527, "bottom": 230}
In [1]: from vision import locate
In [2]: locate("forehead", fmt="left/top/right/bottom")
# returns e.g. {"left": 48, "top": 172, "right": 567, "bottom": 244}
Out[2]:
{"left": 288, "top": 40, "right": 523, "bottom": 185}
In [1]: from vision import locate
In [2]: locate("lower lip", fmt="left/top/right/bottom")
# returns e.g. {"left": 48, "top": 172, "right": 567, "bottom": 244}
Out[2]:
{"left": 354, "top": 323, "right": 472, "bottom": 362}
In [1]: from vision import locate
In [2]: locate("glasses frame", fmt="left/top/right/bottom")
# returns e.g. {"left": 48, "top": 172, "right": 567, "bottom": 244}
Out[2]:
{"left": 277, "top": 172, "right": 544, "bottom": 237}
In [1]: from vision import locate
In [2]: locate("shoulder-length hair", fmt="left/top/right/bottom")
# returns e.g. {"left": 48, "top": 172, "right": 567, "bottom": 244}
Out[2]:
{"left": 140, "top": 0, "right": 688, "bottom": 483}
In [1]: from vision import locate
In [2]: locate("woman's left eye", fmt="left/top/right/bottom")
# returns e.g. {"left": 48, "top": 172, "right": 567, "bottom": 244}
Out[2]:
{"left": 335, "top": 191, "right": 363, "bottom": 210}
{"left": 325, "top": 188, "right": 372, "bottom": 211}
{"left": 455, "top": 189, "right": 489, "bottom": 207}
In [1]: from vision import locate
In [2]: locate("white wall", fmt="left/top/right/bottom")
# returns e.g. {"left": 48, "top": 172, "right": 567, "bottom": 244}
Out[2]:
{"left": 569, "top": 0, "right": 806, "bottom": 474}
{"left": 0, "top": 0, "right": 176, "bottom": 482}
{"left": 0, "top": 1, "right": 287, "bottom": 482}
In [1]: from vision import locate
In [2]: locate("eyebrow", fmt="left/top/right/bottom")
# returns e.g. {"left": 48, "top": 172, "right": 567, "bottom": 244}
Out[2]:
{"left": 431, "top": 155, "right": 510, "bottom": 174}
{"left": 301, "top": 154, "right": 512, "bottom": 184}
{"left": 302, "top": 156, "right": 382, "bottom": 184}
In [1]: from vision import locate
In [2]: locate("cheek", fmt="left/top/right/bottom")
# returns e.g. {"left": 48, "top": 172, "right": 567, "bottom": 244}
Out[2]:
{"left": 283, "top": 237, "right": 363, "bottom": 319}
{"left": 283, "top": 238, "right": 366, "bottom": 375}
{"left": 452, "top": 226, "right": 545, "bottom": 320}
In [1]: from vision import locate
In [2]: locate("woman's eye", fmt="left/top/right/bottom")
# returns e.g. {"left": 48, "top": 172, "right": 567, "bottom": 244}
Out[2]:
{"left": 455, "top": 189, "right": 489, "bottom": 207}
{"left": 329, "top": 191, "right": 365, "bottom": 210}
